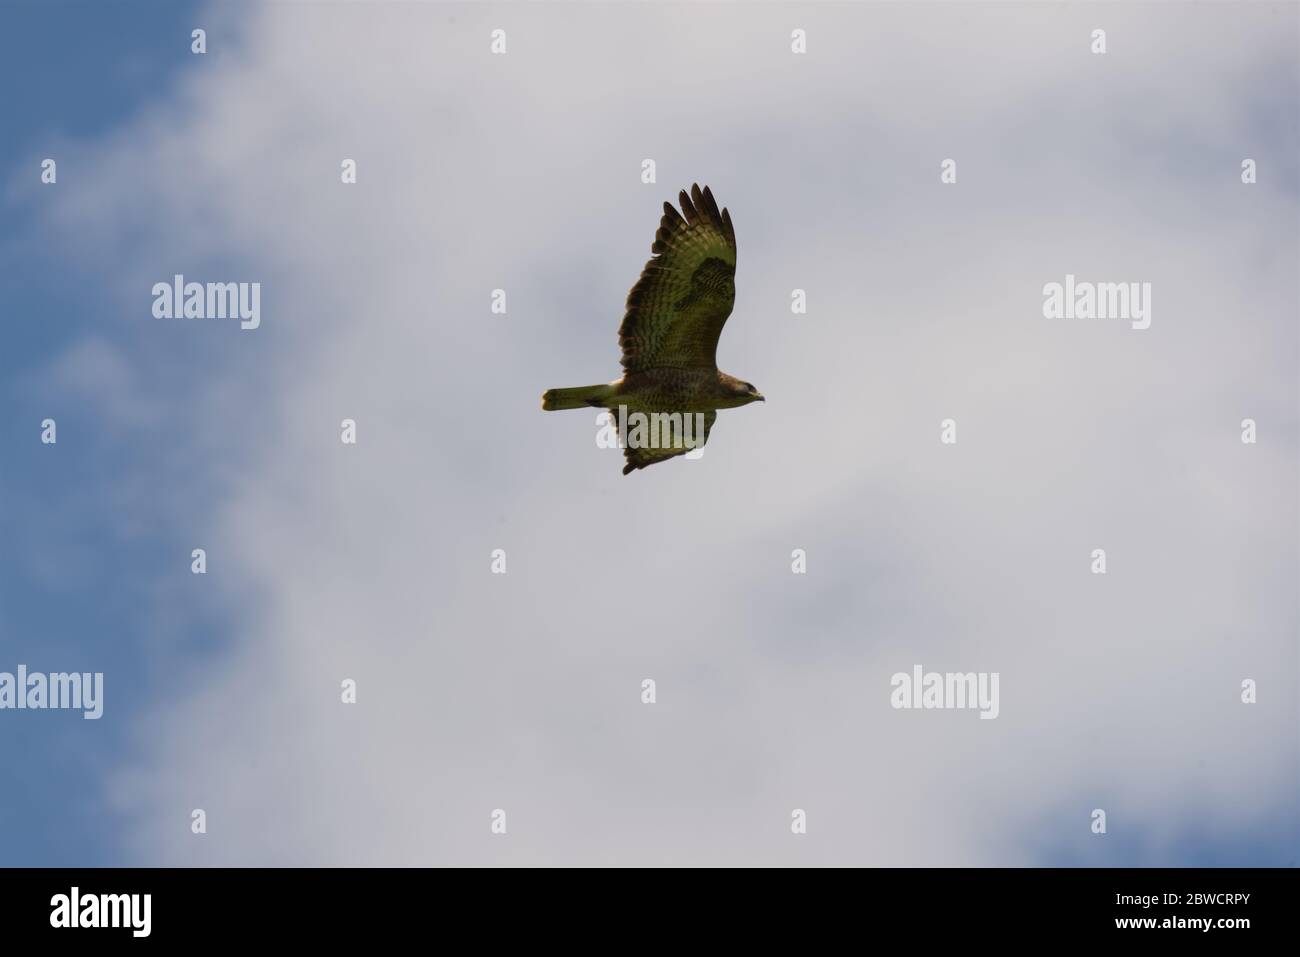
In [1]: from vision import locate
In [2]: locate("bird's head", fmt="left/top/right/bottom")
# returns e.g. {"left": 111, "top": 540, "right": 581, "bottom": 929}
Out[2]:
{"left": 731, "top": 378, "right": 765, "bottom": 405}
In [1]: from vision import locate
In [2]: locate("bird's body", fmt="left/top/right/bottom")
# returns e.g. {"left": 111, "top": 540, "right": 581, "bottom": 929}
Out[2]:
{"left": 542, "top": 184, "right": 763, "bottom": 475}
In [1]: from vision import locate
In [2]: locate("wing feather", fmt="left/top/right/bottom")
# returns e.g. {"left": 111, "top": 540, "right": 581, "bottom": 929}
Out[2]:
{"left": 620, "top": 410, "right": 716, "bottom": 475}
{"left": 618, "top": 184, "right": 737, "bottom": 372}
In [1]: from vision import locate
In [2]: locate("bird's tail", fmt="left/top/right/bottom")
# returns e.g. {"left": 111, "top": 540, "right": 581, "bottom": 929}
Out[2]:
{"left": 541, "top": 382, "right": 616, "bottom": 411}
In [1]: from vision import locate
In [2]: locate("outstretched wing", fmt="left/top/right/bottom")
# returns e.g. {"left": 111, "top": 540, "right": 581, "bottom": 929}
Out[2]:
{"left": 621, "top": 410, "right": 716, "bottom": 475}
{"left": 618, "top": 184, "right": 737, "bottom": 372}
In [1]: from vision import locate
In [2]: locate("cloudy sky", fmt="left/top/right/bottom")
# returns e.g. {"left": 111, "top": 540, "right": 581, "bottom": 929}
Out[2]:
{"left": 1, "top": 0, "right": 1296, "bottom": 866}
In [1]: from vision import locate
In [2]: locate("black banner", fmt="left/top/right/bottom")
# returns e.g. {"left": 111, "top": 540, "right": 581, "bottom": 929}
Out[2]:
{"left": 0, "top": 867, "right": 1288, "bottom": 942}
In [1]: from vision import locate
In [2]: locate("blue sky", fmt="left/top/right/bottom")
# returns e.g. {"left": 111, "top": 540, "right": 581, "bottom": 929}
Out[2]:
{"left": 1, "top": 0, "right": 211, "bottom": 866}
{"left": 1, "top": 1, "right": 1296, "bottom": 867}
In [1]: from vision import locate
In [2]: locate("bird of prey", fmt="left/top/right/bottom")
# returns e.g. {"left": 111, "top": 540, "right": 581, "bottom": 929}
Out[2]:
{"left": 541, "top": 184, "right": 763, "bottom": 475}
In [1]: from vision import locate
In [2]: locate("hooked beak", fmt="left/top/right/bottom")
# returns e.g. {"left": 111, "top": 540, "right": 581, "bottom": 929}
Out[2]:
{"left": 754, "top": 393, "right": 765, "bottom": 402}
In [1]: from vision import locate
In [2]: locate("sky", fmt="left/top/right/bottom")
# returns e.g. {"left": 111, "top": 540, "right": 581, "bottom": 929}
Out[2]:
{"left": 0, "top": 0, "right": 1296, "bottom": 867}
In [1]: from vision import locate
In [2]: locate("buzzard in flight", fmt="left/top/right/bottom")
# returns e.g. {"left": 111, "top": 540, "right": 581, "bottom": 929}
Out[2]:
{"left": 541, "top": 184, "right": 763, "bottom": 475}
